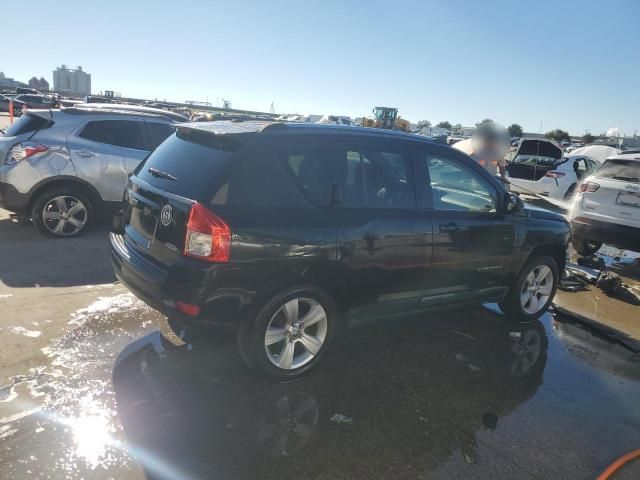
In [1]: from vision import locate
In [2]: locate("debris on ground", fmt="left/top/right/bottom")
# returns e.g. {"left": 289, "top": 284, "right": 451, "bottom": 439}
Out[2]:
{"left": 330, "top": 414, "right": 353, "bottom": 424}
{"left": 596, "top": 271, "right": 640, "bottom": 306}
{"left": 577, "top": 256, "right": 606, "bottom": 270}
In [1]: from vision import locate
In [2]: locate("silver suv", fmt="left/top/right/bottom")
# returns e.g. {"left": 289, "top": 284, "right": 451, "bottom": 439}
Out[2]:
{"left": 0, "top": 104, "right": 186, "bottom": 237}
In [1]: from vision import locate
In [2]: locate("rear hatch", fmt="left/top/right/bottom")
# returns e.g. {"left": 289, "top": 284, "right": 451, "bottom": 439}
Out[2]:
{"left": 507, "top": 139, "right": 563, "bottom": 180}
{"left": 121, "top": 126, "right": 245, "bottom": 267}
{"left": 0, "top": 111, "right": 55, "bottom": 160}
{"left": 582, "top": 158, "right": 640, "bottom": 228}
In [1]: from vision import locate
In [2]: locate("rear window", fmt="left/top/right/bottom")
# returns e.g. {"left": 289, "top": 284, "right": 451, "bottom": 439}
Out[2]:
{"left": 594, "top": 159, "right": 640, "bottom": 182}
{"left": 283, "top": 147, "right": 333, "bottom": 206}
{"left": 4, "top": 113, "right": 52, "bottom": 137}
{"left": 136, "top": 131, "right": 234, "bottom": 199}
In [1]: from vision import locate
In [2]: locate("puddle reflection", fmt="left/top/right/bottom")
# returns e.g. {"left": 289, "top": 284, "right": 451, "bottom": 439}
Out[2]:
{"left": 113, "top": 311, "right": 549, "bottom": 479}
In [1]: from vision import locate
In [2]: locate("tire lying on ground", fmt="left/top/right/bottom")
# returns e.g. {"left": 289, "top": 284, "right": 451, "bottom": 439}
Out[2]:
{"left": 31, "top": 187, "right": 94, "bottom": 238}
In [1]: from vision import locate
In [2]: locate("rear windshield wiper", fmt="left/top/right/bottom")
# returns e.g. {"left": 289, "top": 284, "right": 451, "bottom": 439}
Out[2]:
{"left": 148, "top": 167, "right": 177, "bottom": 181}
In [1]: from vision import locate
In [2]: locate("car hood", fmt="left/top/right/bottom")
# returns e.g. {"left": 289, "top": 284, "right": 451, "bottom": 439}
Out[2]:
{"left": 522, "top": 203, "right": 567, "bottom": 222}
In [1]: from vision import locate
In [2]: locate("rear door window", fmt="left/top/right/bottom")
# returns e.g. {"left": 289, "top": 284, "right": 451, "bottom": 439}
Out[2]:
{"left": 282, "top": 147, "right": 333, "bottom": 207}
{"left": 79, "top": 119, "right": 146, "bottom": 150}
{"left": 338, "top": 144, "right": 416, "bottom": 209}
{"left": 145, "top": 122, "right": 175, "bottom": 150}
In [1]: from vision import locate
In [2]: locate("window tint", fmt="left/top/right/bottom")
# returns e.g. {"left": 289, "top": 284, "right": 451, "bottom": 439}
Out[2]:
{"left": 137, "top": 131, "right": 233, "bottom": 199}
{"left": 146, "top": 122, "right": 175, "bottom": 149}
{"left": 283, "top": 147, "right": 333, "bottom": 207}
{"left": 5, "top": 114, "right": 52, "bottom": 136}
{"left": 79, "top": 120, "right": 146, "bottom": 150}
{"left": 340, "top": 145, "right": 415, "bottom": 209}
{"left": 594, "top": 159, "right": 640, "bottom": 182}
{"left": 425, "top": 155, "right": 496, "bottom": 212}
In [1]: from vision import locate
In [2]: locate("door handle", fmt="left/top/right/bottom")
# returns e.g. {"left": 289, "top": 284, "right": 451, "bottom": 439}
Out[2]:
{"left": 439, "top": 223, "right": 461, "bottom": 232}
{"left": 74, "top": 150, "right": 95, "bottom": 158}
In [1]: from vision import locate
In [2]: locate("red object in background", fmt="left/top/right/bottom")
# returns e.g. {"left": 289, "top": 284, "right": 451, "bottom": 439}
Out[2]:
{"left": 175, "top": 301, "right": 201, "bottom": 317}
{"left": 9, "top": 100, "right": 14, "bottom": 124}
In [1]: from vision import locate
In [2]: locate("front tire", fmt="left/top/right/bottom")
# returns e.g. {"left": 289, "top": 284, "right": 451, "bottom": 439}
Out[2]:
{"left": 237, "top": 286, "right": 337, "bottom": 380}
{"left": 501, "top": 255, "right": 559, "bottom": 321}
{"left": 572, "top": 235, "right": 602, "bottom": 256}
{"left": 31, "top": 188, "right": 94, "bottom": 238}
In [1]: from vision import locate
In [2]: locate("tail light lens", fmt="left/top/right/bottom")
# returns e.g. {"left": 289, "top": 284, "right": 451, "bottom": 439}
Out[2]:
{"left": 578, "top": 181, "right": 600, "bottom": 193}
{"left": 545, "top": 171, "right": 565, "bottom": 178}
{"left": 5, "top": 142, "right": 49, "bottom": 165}
{"left": 184, "top": 202, "right": 230, "bottom": 262}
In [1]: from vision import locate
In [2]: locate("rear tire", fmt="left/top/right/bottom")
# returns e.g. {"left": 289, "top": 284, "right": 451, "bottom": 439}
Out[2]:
{"left": 572, "top": 235, "right": 602, "bottom": 256}
{"left": 31, "top": 188, "right": 94, "bottom": 238}
{"left": 500, "top": 255, "right": 559, "bottom": 321}
{"left": 237, "top": 285, "right": 337, "bottom": 380}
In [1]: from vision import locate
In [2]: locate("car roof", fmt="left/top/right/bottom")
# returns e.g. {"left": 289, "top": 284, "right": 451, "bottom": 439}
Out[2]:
{"left": 176, "top": 120, "right": 435, "bottom": 144}
{"left": 606, "top": 153, "right": 640, "bottom": 161}
{"left": 63, "top": 103, "right": 188, "bottom": 122}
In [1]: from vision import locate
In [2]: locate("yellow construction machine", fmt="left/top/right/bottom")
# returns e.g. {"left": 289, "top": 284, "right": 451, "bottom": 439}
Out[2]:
{"left": 361, "top": 107, "right": 411, "bottom": 132}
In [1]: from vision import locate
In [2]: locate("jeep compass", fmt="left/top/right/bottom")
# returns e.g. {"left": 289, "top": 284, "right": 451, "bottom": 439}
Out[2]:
{"left": 110, "top": 121, "right": 570, "bottom": 379}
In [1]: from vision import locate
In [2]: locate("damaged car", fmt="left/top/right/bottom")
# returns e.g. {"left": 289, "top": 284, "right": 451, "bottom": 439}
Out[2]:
{"left": 110, "top": 121, "right": 571, "bottom": 379}
{"left": 505, "top": 138, "right": 601, "bottom": 202}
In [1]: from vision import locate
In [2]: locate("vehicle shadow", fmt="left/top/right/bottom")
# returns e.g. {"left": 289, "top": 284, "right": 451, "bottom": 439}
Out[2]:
{"left": 0, "top": 215, "right": 116, "bottom": 288}
{"left": 113, "top": 309, "right": 547, "bottom": 479}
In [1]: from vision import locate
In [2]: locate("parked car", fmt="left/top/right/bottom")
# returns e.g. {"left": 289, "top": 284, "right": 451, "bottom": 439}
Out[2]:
{"left": 110, "top": 121, "right": 570, "bottom": 379}
{"left": 570, "top": 153, "right": 640, "bottom": 255}
{"left": 83, "top": 95, "right": 115, "bottom": 104}
{"left": 315, "top": 115, "right": 354, "bottom": 126}
{"left": 0, "top": 94, "right": 27, "bottom": 115}
{"left": 13, "top": 94, "right": 59, "bottom": 109}
{"left": 505, "top": 138, "right": 601, "bottom": 201}
{"left": 0, "top": 105, "right": 186, "bottom": 237}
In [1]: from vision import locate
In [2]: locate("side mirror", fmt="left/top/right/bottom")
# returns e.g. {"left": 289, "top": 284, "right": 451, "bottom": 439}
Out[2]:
{"left": 505, "top": 193, "right": 523, "bottom": 213}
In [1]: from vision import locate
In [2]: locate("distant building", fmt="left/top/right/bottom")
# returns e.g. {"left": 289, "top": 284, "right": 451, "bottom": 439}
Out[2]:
{"left": 0, "top": 72, "right": 27, "bottom": 89}
{"left": 28, "top": 76, "right": 50, "bottom": 91}
{"left": 53, "top": 65, "right": 91, "bottom": 95}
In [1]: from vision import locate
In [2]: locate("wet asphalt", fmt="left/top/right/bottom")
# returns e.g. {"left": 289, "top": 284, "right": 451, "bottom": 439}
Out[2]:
{"left": 2, "top": 297, "right": 640, "bottom": 479}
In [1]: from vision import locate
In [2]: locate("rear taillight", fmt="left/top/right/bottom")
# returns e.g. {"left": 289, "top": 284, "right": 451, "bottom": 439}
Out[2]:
{"left": 5, "top": 142, "right": 49, "bottom": 165}
{"left": 183, "top": 202, "right": 230, "bottom": 262}
{"left": 578, "top": 181, "right": 600, "bottom": 193}
{"left": 545, "top": 171, "right": 565, "bottom": 178}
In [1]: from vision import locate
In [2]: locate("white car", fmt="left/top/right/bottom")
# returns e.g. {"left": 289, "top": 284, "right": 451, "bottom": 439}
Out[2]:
{"left": 505, "top": 139, "right": 601, "bottom": 203}
{"left": 570, "top": 153, "right": 640, "bottom": 255}
{"left": 315, "top": 115, "right": 354, "bottom": 126}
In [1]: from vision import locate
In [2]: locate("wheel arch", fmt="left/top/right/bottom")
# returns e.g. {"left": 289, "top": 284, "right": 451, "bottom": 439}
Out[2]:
{"left": 27, "top": 176, "right": 103, "bottom": 215}
{"left": 528, "top": 243, "right": 566, "bottom": 273}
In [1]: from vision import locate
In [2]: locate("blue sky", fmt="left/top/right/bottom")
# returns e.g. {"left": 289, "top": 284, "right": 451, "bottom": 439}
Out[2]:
{"left": 7, "top": 0, "right": 639, "bottom": 135}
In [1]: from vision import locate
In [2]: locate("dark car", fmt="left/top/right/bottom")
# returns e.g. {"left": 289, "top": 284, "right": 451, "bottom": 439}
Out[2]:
{"left": 110, "top": 121, "right": 570, "bottom": 379}
{"left": 13, "top": 94, "right": 59, "bottom": 109}
{"left": 0, "top": 94, "right": 26, "bottom": 115}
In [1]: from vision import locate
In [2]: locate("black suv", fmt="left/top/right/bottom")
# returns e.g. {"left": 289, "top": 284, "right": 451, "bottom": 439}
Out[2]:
{"left": 110, "top": 121, "right": 570, "bottom": 379}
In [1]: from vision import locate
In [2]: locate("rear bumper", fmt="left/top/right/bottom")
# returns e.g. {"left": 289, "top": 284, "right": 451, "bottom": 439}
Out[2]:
{"left": 0, "top": 181, "right": 29, "bottom": 214}
{"left": 110, "top": 232, "right": 241, "bottom": 327}
{"left": 571, "top": 216, "right": 640, "bottom": 251}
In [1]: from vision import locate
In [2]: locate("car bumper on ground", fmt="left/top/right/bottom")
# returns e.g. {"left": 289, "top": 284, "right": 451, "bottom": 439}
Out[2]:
{"left": 110, "top": 232, "right": 240, "bottom": 327}
{"left": 571, "top": 216, "right": 640, "bottom": 251}
{"left": 0, "top": 181, "right": 29, "bottom": 214}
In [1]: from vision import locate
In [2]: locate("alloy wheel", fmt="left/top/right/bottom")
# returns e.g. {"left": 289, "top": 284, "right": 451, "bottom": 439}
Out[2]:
{"left": 42, "top": 195, "right": 88, "bottom": 237}
{"left": 264, "top": 298, "right": 328, "bottom": 370}
{"left": 520, "top": 265, "right": 554, "bottom": 314}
